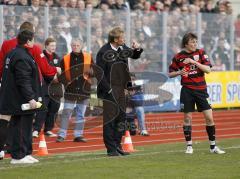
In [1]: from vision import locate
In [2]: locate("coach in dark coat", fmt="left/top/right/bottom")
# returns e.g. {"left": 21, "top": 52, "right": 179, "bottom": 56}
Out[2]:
{"left": 0, "top": 30, "right": 43, "bottom": 164}
{"left": 96, "top": 27, "right": 143, "bottom": 156}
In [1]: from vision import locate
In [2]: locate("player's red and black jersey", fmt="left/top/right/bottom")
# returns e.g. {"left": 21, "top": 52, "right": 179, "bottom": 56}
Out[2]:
{"left": 169, "top": 49, "right": 212, "bottom": 90}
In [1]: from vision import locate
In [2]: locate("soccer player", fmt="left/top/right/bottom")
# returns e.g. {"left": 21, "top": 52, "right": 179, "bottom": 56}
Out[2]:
{"left": 168, "top": 32, "right": 225, "bottom": 154}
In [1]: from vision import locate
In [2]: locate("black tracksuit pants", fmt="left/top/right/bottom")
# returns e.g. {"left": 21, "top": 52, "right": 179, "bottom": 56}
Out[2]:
{"left": 11, "top": 114, "right": 34, "bottom": 159}
{"left": 34, "top": 96, "right": 60, "bottom": 132}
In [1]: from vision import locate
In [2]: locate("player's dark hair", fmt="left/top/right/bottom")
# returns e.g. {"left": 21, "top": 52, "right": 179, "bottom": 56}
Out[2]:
{"left": 181, "top": 32, "right": 197, "bottom": 48}
{"left": 19, "top": 21, "right": 34, "bottom": 33}
{"left": 17, "top": 30, "right": 34, "bottom": 45}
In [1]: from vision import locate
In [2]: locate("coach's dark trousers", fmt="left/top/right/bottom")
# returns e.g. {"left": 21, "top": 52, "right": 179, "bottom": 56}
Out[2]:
{"left": 103, "top": 86, "right": 127, "bottom": 153}
{"left": 34, "top": 96, "right": 60, "bottom": 132}
{"left": 11, "top": 114, "right": 34, "bottom": 159}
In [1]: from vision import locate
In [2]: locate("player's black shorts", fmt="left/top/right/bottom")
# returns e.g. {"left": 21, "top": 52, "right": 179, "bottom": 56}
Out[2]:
{"left": 180, "top": 86, "right": 211, "bottom": 113}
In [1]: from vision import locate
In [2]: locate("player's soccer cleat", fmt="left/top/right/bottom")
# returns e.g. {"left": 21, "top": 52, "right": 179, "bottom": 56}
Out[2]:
{"left": 210, "top": 146, "right": 225, "bottom": 154}
{"left": 185, "top": 146, "right": 193, "bottom": 154}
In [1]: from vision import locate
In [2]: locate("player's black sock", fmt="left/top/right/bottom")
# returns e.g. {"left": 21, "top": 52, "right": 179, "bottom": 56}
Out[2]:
{"left": 183, "top": 125, "right": 192, "bottom": 146}
{"left": 206, "top": 125, "right": 216, "bottom": 149}
{"left": 0, "top": 119, "right": 9, "bottom": 151}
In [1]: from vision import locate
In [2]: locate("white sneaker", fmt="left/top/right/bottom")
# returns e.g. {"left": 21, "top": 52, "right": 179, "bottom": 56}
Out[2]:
{"left": 45, "top": 131, "right": 57, "bottom": 137}
{"left": 26, "top": 155, "right": 39, "bottom": 163}
{"left": 0, "top": 150, "right": 5, "bottom": 160}
{"left": 140, "top": 130, "right": 149, "bottom": 136}
{"left": 10, "top": 156, "right": 35, "bottom": 164}
{"left": 185, "top": 146, "right": 193, "bottom": 154}
{"left": 210, "top": 146, "right": 226, "bottom": 154}
{"left": 32, "top": 131, "right": 39, "bottom": 138}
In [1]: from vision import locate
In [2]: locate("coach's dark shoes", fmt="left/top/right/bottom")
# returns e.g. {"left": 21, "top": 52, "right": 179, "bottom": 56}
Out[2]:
{"left": 56, "top": 136, "right": 64, "bottom": 143}
{"left": 107, "top": 151, "right": 121, "bottom": 157}
{"left": 73, "top": 136, "right": 87, "bottom": 143}
{"left": 117, "top": 147, "right": 130, "bottom": 156}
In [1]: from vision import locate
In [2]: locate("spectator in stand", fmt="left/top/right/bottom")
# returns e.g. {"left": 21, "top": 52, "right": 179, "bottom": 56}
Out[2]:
{"left": 212, "top": 55, "right": 226, "bottom": 71}
{"left": 18, "top": 0, "right": 29, "bottom": 6}
{"left": 27, "top": 0, "right": 44, "bottom": 17}
{"left": 59, "top": 21, "right": 73, "bottom": 53}
{"left": 212, "top": 38, "right": 230, "bottom": 70}
{"left": 235, "top": 14, "right": 240, "bottom": 39}
{"left": 55, "top": 24, "right": 68, "bottom": 57}
{"left": 99, "top": 1, "right": 110, "bottom": 11}
{"left": 150, "top": 1, "right": 164, "bottom": 13}
{"left": 114, "top": 0, "right": 128, "bottom": 10}
{"left": 39, "top": 0, "right": 47, "bottom": 6}
{"left": 234, "top": 38, "right": 240, "bottom": 70}
{"left": 77, "top": 0, "right": 86, "bottom": 14}
{"left": 143, "top": 1, "right": 151, "bottom": 13}
{"left": 171, "top": 0, "right": 184, "bottom": 10}
{"left": 45, "top": 0, "right": 54, "bottom": 7}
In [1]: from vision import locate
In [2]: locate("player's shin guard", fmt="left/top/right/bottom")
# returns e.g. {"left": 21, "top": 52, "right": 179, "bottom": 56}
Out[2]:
{"left": 183, "top": 125, "right": 192, "bottom": 146}
{"left": 206, "top": 125, "right": 216, "bottom": 149}
{"left": 0, "top": 119, "right": 9, "bottom": 151}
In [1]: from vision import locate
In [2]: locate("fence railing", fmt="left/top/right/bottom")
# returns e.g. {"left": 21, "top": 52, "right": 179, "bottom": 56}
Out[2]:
{"left": 0, "top": 5, "right": 238, "bottom": 72}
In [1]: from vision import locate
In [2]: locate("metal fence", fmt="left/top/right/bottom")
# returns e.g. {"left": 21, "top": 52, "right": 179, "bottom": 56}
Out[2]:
{"left": 0, "top": 5, "right": 238, "bottom": 72}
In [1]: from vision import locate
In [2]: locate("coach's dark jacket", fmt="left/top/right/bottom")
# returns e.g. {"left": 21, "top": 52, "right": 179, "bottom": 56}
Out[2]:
{"left": 96, "top": 43, "right": 143, "bottom": 99}
{"left": 0, "top": 45, "right": 43, "bottom": 115}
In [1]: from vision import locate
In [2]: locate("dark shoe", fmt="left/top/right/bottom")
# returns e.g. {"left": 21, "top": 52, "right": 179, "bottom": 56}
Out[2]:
{"left": 117, "top": 148, "right": 130, "bottom": 156}
{"left": 44, "top": 131, "right": 57, "bottom": 137}
{"left": 73, "top": 136, "right": 87, "bottom": 143}
{"left": 56, "top": 136, "right": 64, "bottom": 142}
{"left": 107, "top": 151, "right": 121, "bottom": 157}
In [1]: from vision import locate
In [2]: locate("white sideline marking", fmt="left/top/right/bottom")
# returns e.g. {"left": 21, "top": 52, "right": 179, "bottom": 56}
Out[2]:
{"left": 1, "top": 144, "right": 240, "bottom": 170}
{"left": 33, "top": 133, "right": 240, "bottom": 152}
{"left": 33, "top": 126, "right": 240, "bottom": 145}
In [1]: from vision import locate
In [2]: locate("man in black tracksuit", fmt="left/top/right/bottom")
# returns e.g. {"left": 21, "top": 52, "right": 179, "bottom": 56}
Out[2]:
{"left": 96, "top": 27, "right": 143, "bottom": 156}
{"left": 0, "top": 30, "right": 43, "bottom": 164}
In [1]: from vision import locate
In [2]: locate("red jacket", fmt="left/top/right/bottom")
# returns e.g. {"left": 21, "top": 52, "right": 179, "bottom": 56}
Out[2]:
{"left": 0, "top": 38, "right": 57, "bottom": 79}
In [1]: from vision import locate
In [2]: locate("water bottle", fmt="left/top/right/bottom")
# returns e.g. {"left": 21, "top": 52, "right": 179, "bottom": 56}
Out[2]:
{"left": 21, "top": 102, "right": 42, "bottom": 111}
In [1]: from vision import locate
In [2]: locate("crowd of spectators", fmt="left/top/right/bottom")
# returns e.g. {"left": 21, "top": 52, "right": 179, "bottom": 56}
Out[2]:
{"left": 0, "top": 0, "right": 239, "bottom": 71}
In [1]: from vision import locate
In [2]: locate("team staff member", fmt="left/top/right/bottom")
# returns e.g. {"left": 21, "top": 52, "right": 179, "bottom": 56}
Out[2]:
{"left": 56, "top": 38, "right": 94, "bottom": 143}
{"left": 0, "top": 21, "right": 60, "bottom": 159}
{"left": 168, "top": 32, "right": 225, "bottom": 154}
{"left": 96, "top": 27, "right": 143, "bottom": 156}
{"left": 56, "top": 38, "right": 111, "bottom": 143}
{"left": 33, "top": 37, "right": 61, "bottom": 138}
{"left": 0, "top": 30, "right": 43, "bottom": 164}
